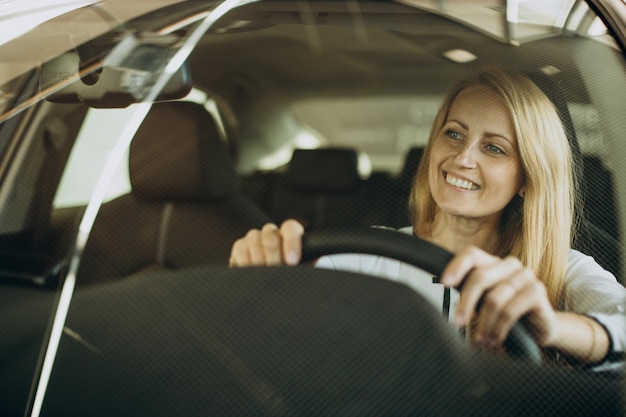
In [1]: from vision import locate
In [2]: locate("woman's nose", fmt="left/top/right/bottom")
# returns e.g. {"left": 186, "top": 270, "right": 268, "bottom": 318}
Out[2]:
{"left": 453, "top": 142, "right": 478, "bottom": 167}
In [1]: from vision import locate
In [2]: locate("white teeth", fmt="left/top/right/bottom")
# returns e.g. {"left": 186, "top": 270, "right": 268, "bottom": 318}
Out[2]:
{"left": 446, "top": 173, "right": 478, "bottom": 190}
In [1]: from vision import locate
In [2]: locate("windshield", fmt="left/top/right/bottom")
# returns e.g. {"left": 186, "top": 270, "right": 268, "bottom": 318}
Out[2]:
{"left": 0, "top": 0, "right": 625, "bottom": 416}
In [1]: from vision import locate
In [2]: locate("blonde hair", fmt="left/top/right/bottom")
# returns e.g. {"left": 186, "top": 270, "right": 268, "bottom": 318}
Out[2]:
{"left": 410, "top": 68, "right": 577, "bottom": 307}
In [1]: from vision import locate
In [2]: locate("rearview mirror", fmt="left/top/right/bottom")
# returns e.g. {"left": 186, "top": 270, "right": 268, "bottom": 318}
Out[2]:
{"left": 42, "top": 34, "right": 192, "bottom": 108}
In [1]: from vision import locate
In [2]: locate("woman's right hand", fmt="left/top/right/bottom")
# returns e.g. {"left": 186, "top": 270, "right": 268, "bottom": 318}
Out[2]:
{"left": 229, "top": 219, "right": 305, "bottom": 267}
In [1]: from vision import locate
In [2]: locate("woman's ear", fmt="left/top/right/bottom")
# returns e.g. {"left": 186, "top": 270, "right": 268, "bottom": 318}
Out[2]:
{"left": 518, "top": 186, "right": 526, "bottom": 198}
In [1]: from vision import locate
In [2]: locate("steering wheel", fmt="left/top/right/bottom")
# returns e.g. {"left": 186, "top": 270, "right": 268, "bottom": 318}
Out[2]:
{"left": 301, "top": 227, "right": 542, "bottom": 364}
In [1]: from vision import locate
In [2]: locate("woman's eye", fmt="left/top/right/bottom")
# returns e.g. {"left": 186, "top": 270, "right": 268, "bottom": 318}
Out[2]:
{"left": 446, "top": 129, "right": 462, "bottom": 140}
{"left": 486, "top": 144, "right": 504, "bottom": 154}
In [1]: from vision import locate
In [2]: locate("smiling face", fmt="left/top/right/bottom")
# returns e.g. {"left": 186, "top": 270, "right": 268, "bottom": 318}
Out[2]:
{"left": 428, "top": 85, "right": 525, "bottom": 223}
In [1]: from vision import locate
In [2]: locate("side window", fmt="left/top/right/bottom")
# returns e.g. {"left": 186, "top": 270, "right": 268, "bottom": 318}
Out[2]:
{"left": 53, "top": 107, "right": 133, "bottom": 208}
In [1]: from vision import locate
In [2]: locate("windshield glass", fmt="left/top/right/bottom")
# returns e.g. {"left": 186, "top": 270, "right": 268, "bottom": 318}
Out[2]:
{"left": 396, "top": 0, "right": 613, "bottom": 44}
{"left": 1, "top": 0, "right": 625, "bottom": 416}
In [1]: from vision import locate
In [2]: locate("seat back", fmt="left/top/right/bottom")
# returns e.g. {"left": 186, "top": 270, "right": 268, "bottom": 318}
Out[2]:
{"left": 393, "top": 146, "right": 424, "bottom": 227}
{"left": 268, "top": 148, "right": 372, "bottom": 229}
{"left": 77, "top": 101, "right": 270, "bottom": 286}
{"left": 525, "top": 71, "right": 621, "bottom": 280}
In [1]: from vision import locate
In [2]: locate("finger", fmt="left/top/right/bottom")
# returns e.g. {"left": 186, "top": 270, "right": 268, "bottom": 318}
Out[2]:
{"left": 496, "top": 280, "right": 553, "bottom": 347}
{"left": 260, "top": 223, "right": 282, "bottom": 265}
{"left": 280, "top": 219, "right": 305, "bottom": 265}
{"left": 476, "top": 273, "right": 546, "bottom": 347}
{"left": 244, "top": 228, "right": 266, "bottom": 266}
{"left": 453, "top": 256, "right": 525, "bottom": 327}
{"left": 440, "top": 246, "right": 498, "bottom": 287}
{"left": 473, "top": 280, "right": 521, "bottom": 346}
{"left": 229, "top": 238, "right": 252, "bottom": 267}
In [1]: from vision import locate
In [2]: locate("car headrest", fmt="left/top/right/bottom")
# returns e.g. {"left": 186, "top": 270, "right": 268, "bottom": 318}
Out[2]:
{"left": 523, "top": 70, "right": 581, "bottom": 166}
{"left": 285, "top": 148, "right": 360, "bottom": 191}
{"left": 399, "top": 146, "right": 424, "bottom": 190}
{"left": 129, "top": 101, "right": 237, "bottom": 201}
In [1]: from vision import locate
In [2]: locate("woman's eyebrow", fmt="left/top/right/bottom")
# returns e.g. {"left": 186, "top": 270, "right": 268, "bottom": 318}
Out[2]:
{"left": 447, "top": 119, "right": 468, "bottom": 130}
{"left": 447, "top": 118, "right": 514, "bottom": 146}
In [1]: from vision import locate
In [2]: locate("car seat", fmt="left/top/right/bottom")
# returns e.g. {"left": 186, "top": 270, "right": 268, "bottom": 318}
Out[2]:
{"left": 267, "top": 148, "right": 376, "bottom": 229}
{"left": 525, "top": 70, "right": 622, "bottom": 281}
{"left": 76, "top": 101, "right": 270, "bottom": 286}
{"left": 393, "top": 146, "right": 424, "bottom": 228}
{"left": 582, "top": 155, "right": 619, "bottom": 239}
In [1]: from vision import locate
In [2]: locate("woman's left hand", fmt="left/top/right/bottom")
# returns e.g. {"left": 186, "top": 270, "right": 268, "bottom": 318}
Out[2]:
{"left": 440, "top": 246, "right": 558, "bottom": 349}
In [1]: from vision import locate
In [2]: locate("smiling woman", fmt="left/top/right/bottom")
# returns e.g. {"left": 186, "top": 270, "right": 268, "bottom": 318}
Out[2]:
{"left": 231, "top": 67, "right": 626, "bottom": 371}
{"left": 412, "top": 68, "right": 623, "bottom": 366}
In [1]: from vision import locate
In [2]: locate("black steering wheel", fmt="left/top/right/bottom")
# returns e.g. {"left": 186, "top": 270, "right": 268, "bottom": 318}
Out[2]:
{"left": 301, "top": 227, "right": 542, "bottom": 364}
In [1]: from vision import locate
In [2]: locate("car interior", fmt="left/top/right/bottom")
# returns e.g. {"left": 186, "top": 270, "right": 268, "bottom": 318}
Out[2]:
{"left": 0, "top": 0, "right": 625, "bottom": 415}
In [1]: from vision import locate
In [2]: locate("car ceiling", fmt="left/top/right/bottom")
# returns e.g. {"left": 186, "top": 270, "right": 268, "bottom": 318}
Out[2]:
{"left": 189, "top": 0, "right": 592, "bottom": 100}
{"left": 184, "top": 0, "right": 599, "bottom": 171}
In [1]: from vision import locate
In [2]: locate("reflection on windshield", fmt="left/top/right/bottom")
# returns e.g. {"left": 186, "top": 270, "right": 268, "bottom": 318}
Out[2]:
{"left": 0, "top": 0, "right": 99, "bottom": 46}
{"left": 394, "top": 0, "right": 607, "bottom": 44}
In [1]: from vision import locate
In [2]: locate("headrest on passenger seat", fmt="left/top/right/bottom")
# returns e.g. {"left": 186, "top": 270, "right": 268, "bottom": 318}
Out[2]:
{"left": 285, "top": 148, "right": 360, "bottom": 191}
{"left": 129, "top": 101, "right": 237, "bottom": 201}
{"left": 399, "top": 146, "right": 424, "bottom": 190}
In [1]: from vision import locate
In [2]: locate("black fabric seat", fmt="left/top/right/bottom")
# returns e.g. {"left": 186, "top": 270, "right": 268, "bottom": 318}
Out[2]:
{"left": 77, "top": 101, "right": 270, "bottom": 286}
{"left": 526, "top": 71, "right": 621, "bottom": 281}
{"left": 267, "top": 148, "right": 372, "bottom": 229}
{"left": 582, "top": 155, "right": 619, "bottom": 239}
{"left": 392, "top": 146, "right": 424, "bottom": 228}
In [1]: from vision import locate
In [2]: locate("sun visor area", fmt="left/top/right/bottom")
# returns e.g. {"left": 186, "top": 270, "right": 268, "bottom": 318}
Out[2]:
{"left": 41, "top": 34, "right": 192, "bottom": 108}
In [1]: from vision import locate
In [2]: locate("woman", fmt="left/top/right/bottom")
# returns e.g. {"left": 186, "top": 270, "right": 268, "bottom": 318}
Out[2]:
{"left": 230, "top": 68, "right": 625, "bottom": 369}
